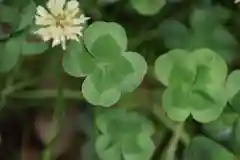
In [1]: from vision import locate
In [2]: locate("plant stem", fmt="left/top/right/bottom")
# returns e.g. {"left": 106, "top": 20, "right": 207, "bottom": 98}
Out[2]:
{"left": 162, "top": 122, "right": 185, "bottom": 160}
{"left": 41, "top": 54, "right": 65, "bottom": 160}
{"left": 0, "top": 78, "right": 37, "bottom": 109}
{"left": 54, "top": 55, "right": 65, "bottom": 119}
{"left": 153, "top": 105, "right": 190, "bottom": 146}
{"left": 10, "top": 89, "right": 82, "bottom": 100}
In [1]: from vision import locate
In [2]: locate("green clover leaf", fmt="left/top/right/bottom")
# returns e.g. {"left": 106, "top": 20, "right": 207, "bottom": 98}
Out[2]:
{"left": 16, "top": 0, "right": 36, "bottom": 31}
{"left": 84, "top": 21, "right": 127, "bottom": 54}
{"left": 62, "top": 40, "right": 96, "bottom": 77}
{"left": 79, "top": 22, "right": 147, "bottom": 107}
{"left": 184, "top": 136, "right": 236, "bottom": 160}
{"left": 0, "top": 36, "right": 21, "bottom": 73}
{"left": 159, "top": 6, "right": 236, "bottom": 63}
{"left": 155, "top": 48, "right": 228, "bottom": 122}
{"left": 129, "top": 0, "right": 166, "bottom": 16}
{"left": 96, "top": 108, "right": 155, "bottom": 160}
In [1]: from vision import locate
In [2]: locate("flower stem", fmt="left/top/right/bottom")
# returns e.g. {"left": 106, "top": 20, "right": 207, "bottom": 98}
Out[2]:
{"left": 41, "top": 53, "right": 65, "bottom": 160}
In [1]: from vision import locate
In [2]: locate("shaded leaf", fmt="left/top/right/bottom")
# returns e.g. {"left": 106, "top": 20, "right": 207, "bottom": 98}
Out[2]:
{"left": 63, "top": 41, "right": 96, "bottom": 77}
{"left": 17, "top": 0, "right": 36, "bottom": 31}
{"left": 130, "top": 0, "right": 166, "bottom": 15}
{"left": 159, "top": 20, "right": 190, "bottom": 49}
{"left": 184, "top": 136, "right": 236, "bottom": 160}
{"left": 0, "top": 37, "right": 21, "bottom": 72}
{"left": 0, "top": 4, "right": 20, "bottom": 30}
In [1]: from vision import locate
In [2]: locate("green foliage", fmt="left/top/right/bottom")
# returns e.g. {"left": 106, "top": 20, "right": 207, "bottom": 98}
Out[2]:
{"left": 96, "top": 108, "right": 155, "bottom": 160}
{"left": 1, "top": 0, "right": 240, "bottom": 160}
{"left": 63, "top": 21, "right": 147, "bottom": 107}
{"left": 0, "top": 33, "right": 49, "bottom": 72}
{"left": 129, "top": 0, "right": 166, "bottom": 15}
{"left": 184, "top": 136, "right": 236, "bottom": 160}
{"left": 203, "top": 107, "right": 239, "bottom": 142}
{"left": 159, "top": 6, "right": 237, "bottom": 62}
{"left": 225, "top": 70, "right": 240, "bottom": 114}
{"left": 17, "top": 0, "right": 36, "bottom": 31}
{"left": 155, "top": 48, "right": 228, "bottom": 122}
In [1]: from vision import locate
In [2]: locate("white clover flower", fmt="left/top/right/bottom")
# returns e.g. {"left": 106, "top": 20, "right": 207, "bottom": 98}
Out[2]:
{"left": 236, "top": 0, "right": 240, "bottom": 3}
{"left": 34, "top": 0, "right": 90, "bottom": 50}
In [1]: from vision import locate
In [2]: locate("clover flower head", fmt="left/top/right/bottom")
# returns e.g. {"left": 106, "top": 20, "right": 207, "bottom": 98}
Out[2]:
{"left": 34, "top": 0, "right": 90, "bottom": 50}
{"left": 235, "top": 0, "right": 240, "bottom": 3}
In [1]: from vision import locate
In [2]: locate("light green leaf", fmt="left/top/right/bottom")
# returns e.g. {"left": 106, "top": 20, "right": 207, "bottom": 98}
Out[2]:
{"left": 62, "top": 41, "right": 96, "bottom": 77}
{"left": 90, "top": 35, "right": 122, "bottom": 63}
{"left": 106, "top": 56, "right": 134, "bottom": 86}
{"left": 0, "top": 37, "right": 21, "bottom": 72}
{"left": 130, "top": 0, "right": 166, "bottom": 15}
{"left": 191, "top": 106, "right": 224, "bottom": 123}
{"left": 17, "top": 0, "right": 36, "bottom": 31}
{"left": 84, "top": 21, "right": 127, "bottom": 53}
{"left": 184, "top": 136, "right": 236, "bottom": 160}
{"left": 226, "top": 70, "right": 240, "bottom": 100}
{"left": 230, "top": 91, "right": 240, "bottom": 114}
{"left": 168, "top": 60, "right": 196, "bottom": 87}
{"left": 82, "top": 69, "right": 121, "bottom": 107}
{"left": 162, "top": 86, "right": 191, "bottom": 122}
{"left": 154, "top": 49, "right": 189, "bottom": 86}
{"left": 122, "top": 134, "right": 155, "bottom": 160}
{"left": 118, "top": 52, "right": 148, "bottom": 92}
{"left": 190, "top": 48, "right": 228, "bottom": 87}
{"left": 96, "top": 135, "right": 121, "bottom": 160}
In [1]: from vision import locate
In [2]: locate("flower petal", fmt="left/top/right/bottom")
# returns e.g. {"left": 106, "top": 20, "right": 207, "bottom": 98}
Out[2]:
{"left": 35, "top": 15, "right": 55, "bottom": 26}
{"left": 67, "top": 35, "right": 79, "bottom": 41}
{"left": 48, "top": 0, "right": 66, "bottom": 16}
{"left": 73, "top": 15, "right": 90, "bottom": 25}
{"left": 36, "top": 6, "right": 50, "bottom": 17}
{"left": 60, "top": 36, "right": 66, "bottom": 50}
{"left": 52, "top": 38, "right": 61, "bottom": 47}
{"left": 66, "top": 0, "right": 79, "bottom": 11}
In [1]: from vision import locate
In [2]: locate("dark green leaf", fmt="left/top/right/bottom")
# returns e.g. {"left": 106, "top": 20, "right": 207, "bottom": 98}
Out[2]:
{"left": 0, "top": 4, "right": 20, "bottom": 30}
{"left": 17, "top": 0, "right": 36, "bottom": 31}
{"left": 159, "top": 20, "right": 190, "bottom": 49}
{"left": 0, "top": 37, "right": 21, "bottom": 72}
{"left": 184, "top": 136, "right": 236, "bottom": 160}
{"left": 130, "top": 0, "right": 166, "bottom": 15}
